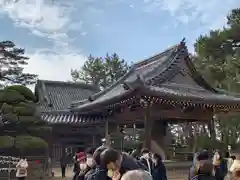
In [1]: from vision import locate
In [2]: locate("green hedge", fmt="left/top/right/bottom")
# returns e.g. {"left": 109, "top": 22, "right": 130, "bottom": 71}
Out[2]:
{"left": 15, "top": 136, "right": 48, "bottom": 151}
{"left": 0, "top": 136, "right": 15, "bottom": 148}
{"left": 5, "top": 85, "right": 36, "bottom": 102}
{"left": 0, "top": 89, "right": 25, "bottom": 104}
{"left": 18, "top": 116, "right": 36, "bottom": 124}
{"left": 1, "top": 113, "right": 18, "bottom": 123}
{"left": 1, "top": 103, "right": 13, "bottom": 113}
{"left": 13, "top": 102, "right": 36, "bottom": 116}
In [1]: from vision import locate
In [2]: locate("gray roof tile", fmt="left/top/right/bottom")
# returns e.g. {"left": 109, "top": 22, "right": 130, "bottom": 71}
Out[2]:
{"left": 35, "top": 80, "right": 99, "bottom": 111}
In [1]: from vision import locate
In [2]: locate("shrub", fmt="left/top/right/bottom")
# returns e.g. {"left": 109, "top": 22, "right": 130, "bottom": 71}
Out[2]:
{"left": 1, "top": 113, "right": 18, "bottom": 123}
{"left": 13, "top": 102, "right": 35, "bottom": 116}
{"left": 5, "top": 85, "right": 36, "bottom": 102}
{"left": 15, "top": 136, "right": 48, "bottom": 152}
{"left": 0, "top": 136, "right": 15, "bottom": 148}
{"left": 0, "top": 89, "right": 25, "bottom": 104}
{"left": 1, "top": 103, "right": 13, "bottom": 113}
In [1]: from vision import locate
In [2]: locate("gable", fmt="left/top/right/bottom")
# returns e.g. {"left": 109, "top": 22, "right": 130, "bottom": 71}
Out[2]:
{"left": 167, "top": 58, "right": 208, "bottom": 89}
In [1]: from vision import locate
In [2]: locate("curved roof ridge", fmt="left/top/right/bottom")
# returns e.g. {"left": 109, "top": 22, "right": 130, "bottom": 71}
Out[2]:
{"left": 134, "top": 44, "right": 179, "bottom": 68}
{"left": 184, "top": 56, "right": 218, "bottom": 93}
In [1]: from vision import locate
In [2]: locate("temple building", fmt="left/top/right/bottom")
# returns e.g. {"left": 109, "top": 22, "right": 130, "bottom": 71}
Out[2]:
{"left": 35, "top": 39, "right": 240, "bottom": 160}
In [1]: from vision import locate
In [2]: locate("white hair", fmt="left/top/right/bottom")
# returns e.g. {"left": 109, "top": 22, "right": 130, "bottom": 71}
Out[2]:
{"left": 121, "top": 170, "right": 152, "bottom": 180}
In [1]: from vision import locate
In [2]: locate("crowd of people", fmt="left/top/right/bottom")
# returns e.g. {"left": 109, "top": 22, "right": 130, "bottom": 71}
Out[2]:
{"left": 13, "top": 146, "right": 240, "bottom": 180}
{"left": 58, "top": 146, "right": 240, "bottom": 180}
{"left": 61, "top": 146, "right": 167, "bottom": 180}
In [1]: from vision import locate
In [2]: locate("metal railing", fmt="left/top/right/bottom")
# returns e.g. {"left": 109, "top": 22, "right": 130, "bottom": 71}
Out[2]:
{"left": 0, "top": 156, "right": 49, "bottom": 180}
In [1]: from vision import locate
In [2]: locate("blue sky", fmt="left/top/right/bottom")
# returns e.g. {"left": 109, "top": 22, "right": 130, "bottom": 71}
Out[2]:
{"left": 0, "top": 0, "right": 239, "bottom": 81}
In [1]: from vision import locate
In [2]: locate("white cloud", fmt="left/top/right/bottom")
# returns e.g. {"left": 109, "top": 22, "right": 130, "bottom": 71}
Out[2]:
{"left": 24, "top": 51, "right": 87, "bottom": 81}
{"left": 0, "top": 0, "right": 88, "bottom": 82}
{"left": 143, "top": 0, "right": 240, "bottom": 29}
{"left": 80, "top": 31, "right": 88, "bottom": 36}
{"left": 0, "top": 0, "right": 74, "bottom": 42}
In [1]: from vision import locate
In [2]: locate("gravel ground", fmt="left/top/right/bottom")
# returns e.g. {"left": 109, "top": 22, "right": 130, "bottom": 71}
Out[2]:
{"left": 49, "top": 167, "right": 188, "bottom": 180}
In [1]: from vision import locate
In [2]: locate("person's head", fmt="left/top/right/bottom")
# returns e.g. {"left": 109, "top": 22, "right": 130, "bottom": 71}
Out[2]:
{"left": 197, "top": 150, "right": 209, "bottom": 161}
{"left": 141, "top": 148, "right": 150, "bottom": 159}
{"left": 198, "top": 160, "right": 214, "bottom": 176}
{"left": 100, "top": 148, "right": 122, "bottom": 171}
{"left": 121, "top": 170, "right": 152, "bottom": 180}
{"left": 232, "top": 156, "right": 237, "bottom": 160}
{"left": 214, "top": 150, "right": 221, "bottom": 158}
{"left": 77, "top": 152, "right": 86, "bottom": 163}
{"left": 93, "top": 146, "right": 107, "bottom": 166}
{"left": 20, "top": 156, "right": 26, "bottom": 160}
{"left": 85, "top": 147, "right": 95, "bottom": 157}
{"left": 85, "top": 147, "right": 96, "bottom": 167}
{"left": 152, "top": 153, "right": 162, "bottom": 166}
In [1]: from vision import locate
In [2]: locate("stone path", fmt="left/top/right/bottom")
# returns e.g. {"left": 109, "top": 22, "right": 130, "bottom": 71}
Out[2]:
{"left": 50, "top": 167, "right": 188, "bottom": 180}
{"left": 52, "top": 167, "right": 74, "bottom": 178}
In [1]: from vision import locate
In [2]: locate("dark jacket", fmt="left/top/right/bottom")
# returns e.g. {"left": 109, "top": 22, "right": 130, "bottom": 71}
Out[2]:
{"left": 191, "top": 174, "right": 216, "bottom": 180}
{"left": 60, "top": 156, "right": 68, "bottom": 167}
{"left": 140, "top": 157, "right": 154, "bottom": 174}
{"left": 73, "top": 160, "right": 80, "bottom": 173}
{"left": 85, "top": 166, "right": 111, "bottom": 180}
{"left": 152, "top": 160, "right": 167, "bottom": 180}
{"left": 119, "top": 153, "right": 143, "bottom": 175}
{"left": 84, "top": 168, "right": 96, "bottom": 180}
{"left": 77, "top": 166, "right": 91, "bottom": 180}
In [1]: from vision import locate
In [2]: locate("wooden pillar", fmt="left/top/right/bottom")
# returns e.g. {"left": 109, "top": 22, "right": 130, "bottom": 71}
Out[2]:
{"left": 208, "top": 118, "right": 216, "bottom": 140}
{"left": 105, "top": 121, "right": 111, "bottom": 146}
{"left": 143, "top": 108, "right": 154, "bottom": 149}
{"left": 92, "top": 135, "right": 96, "bottom": 147}
{"left": 151, "top": 120, "right": 167, "bottom": 160}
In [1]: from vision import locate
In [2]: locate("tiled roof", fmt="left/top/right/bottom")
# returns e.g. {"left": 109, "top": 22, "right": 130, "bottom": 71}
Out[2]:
{"left": 41, "top": 111, "right": 105, "bottom": 124}
{"left": 35, "top": 80, "right": 99, "bottom": 111}
{"left": 71, "top": 39, "right": 240, "bottom": 112}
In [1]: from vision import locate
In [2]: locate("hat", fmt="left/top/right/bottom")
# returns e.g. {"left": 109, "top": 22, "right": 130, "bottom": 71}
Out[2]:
{"left": 77, "top": 152, "right": 86, "bottom": 161}
{"left": 230, "top": 160, "right": 240, "bottom": 172}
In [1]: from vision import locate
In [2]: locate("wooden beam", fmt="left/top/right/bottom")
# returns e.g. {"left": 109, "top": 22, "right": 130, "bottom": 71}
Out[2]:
{"left": 53, "top": 128, "right": 105, "bottom": 135}
{"left": 113, "top": 107, "right": 213, "bottom": 122}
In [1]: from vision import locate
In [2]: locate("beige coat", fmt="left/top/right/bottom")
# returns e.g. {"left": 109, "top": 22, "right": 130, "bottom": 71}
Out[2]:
{"left": 16, "top": 159, "right": 28, "bottom": 177}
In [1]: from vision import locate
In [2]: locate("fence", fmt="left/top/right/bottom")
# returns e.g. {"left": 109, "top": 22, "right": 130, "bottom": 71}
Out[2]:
{"left": 0, "top": 156, "right": 49, "bottom": 180}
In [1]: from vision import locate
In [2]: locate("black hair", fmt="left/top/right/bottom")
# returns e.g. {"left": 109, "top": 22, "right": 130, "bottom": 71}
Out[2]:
{"left": 20, "top": 155, "right": 26, "bottom": 159}
{"left": 197, "top": 150, "right": 209, "bottom": 161}
{"left": 231, "top": 155, "right": 236, "bottom": 160}
{"left": 141, "top": 148, "right": 150, "bottom": 155}
{"left": 153, "top": 153, "right": 162, "bottom": 161}
{"left": 93, "top": 146, "right": 107, "bottom": 165}
{"left": 225, "top": 151, "right": 230, "bottom": 158}
{"left": 85, "top": 147, "right": 95, "bottom": 155}
{"left": 100, "top": 148, "right": 120, "bottom": 167}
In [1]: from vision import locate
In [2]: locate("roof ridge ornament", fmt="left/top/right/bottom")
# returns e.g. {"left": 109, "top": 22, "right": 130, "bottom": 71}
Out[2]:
{"left": 180, "top": 37, "right": 186, "bottom": 45}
